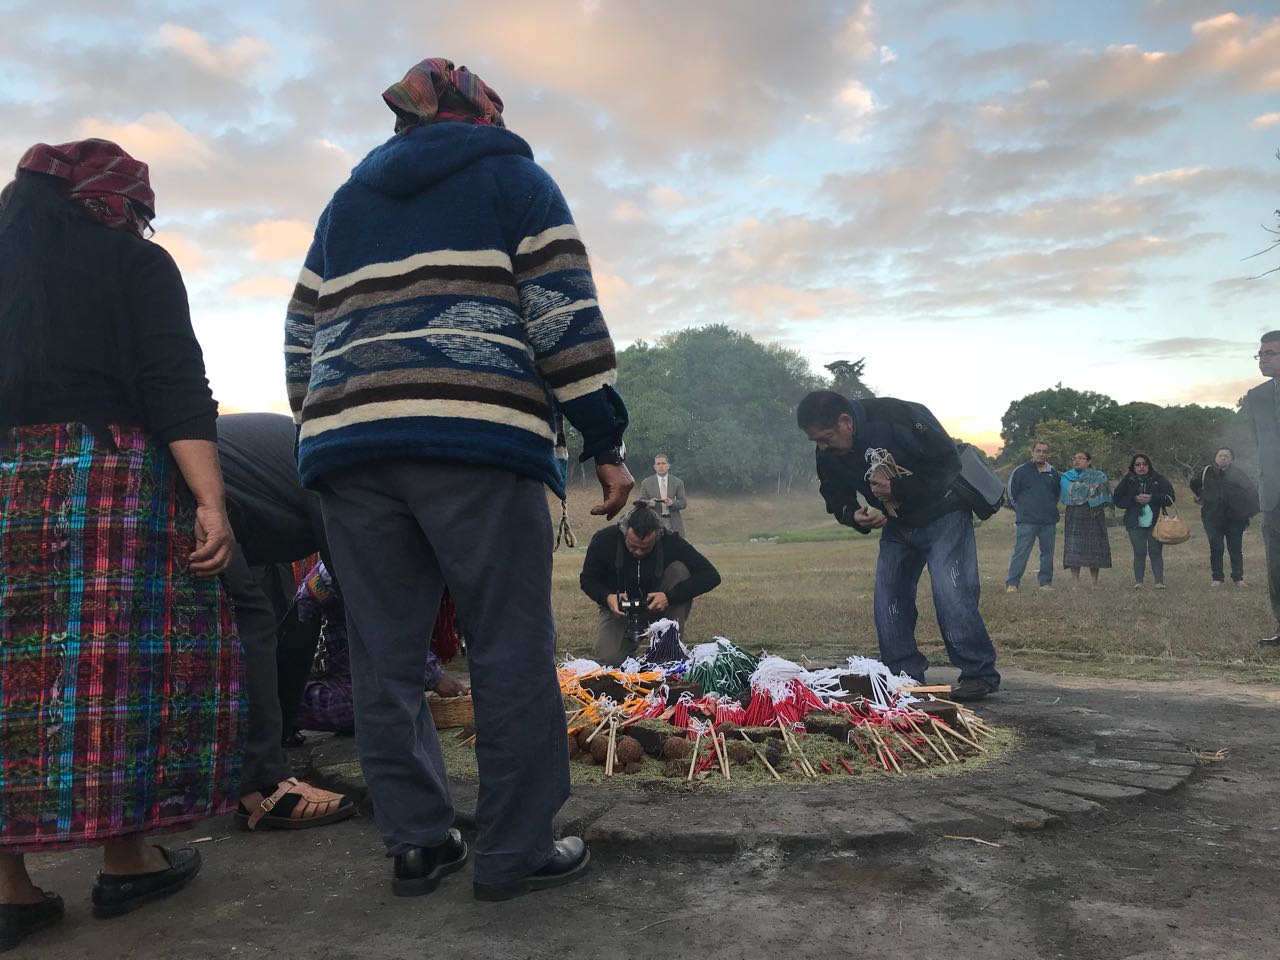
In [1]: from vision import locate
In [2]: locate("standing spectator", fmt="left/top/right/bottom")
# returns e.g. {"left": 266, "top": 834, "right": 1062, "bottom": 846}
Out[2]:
{"left": 216, "top": 412, "right": 355, "bottom": 831}
{"left": 286, "top": 59, "right": 632, "bottom": 901}
{"left": 1060, "top": 451, "right": 1112, "bottom": 584}
{"left": 638, "top": 454, "right": 687, "bottom": 536}
{"left": 0, "top": 142, "right": 241, "bottom": 950}
{"left": 1190, "top": 447, "right": 1258, "bottom": 587}
{"left": 1243, "top": 332, "right": 1280, "bottom": 646}
{"left": 797, "top": 390, "right": 1001, "bottom": 702}
{"left": 1112, "top": 454, "right": 1176, "bottom": 590}
{"left": 1005, "top": 440, "right": 1061, "bottom": 592}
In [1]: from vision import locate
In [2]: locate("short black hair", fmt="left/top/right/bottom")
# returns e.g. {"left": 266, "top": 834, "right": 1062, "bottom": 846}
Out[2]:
{"left": 626, "top": 503, "right": 662, "bottom": 538}
{"left": 1216, "top": 446, "right": 1235, "bottom": 458}
{"left": 1262, "top": 331, "right": 1280, "bottom": 343}
{"left": 796, "top": 390, "right": 853, "bottom": 429}
{"left": 1074, "top": 451, "right": 1093, "bottom": 463}
{"left": 1128, "top": 453, "right": 1154, "bottom": 474}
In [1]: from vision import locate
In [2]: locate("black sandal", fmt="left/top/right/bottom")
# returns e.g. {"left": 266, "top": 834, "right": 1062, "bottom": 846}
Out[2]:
{"left": 0, "top": 890, "right": 63, "bottom": 952}
{"left": 91, "top": 846, "right": 202, "bottom": 919}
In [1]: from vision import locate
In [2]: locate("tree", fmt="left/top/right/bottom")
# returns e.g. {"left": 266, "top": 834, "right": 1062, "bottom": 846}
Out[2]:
{"left": 1021, "top": 419, "right": 1115, "bottom": 476}
{"left": 825, "top": 359, "right": 875, "bottom": 399}
{"left": 999, "top": 385, "right": 1119, "bottom": 461}
{"left": 1132, "top": 404, "right": 1250, "bottom": 481}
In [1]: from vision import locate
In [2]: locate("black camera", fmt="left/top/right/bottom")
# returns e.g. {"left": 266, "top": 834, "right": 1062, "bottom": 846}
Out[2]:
{"left": 618, "top": 593, "right": 646, "bottom": 615}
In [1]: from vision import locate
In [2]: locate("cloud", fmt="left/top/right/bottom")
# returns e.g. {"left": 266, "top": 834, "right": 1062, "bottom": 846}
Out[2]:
{"left": 1161, "top": 376, "right": 1259, "bottom": 407}
{"left": 227, "top": 275, "right": 297, "bottom": 300}
{"left": 155, "top": 232, "right": 209, "bottom": 275}
{"left": 1130, "top": 336, "right": 1252, "bottom": 359}
{"left": 1252, "top": 112, "right": 1280, "bottom": 128}
{"left": 76, "top": 113, "right": 211, "bottom": 167}
{"left": 247, "top": 219, "right": 315, "bottom": 262}
{"left": 154, "top": 24, "right": 272, "bottom": 78}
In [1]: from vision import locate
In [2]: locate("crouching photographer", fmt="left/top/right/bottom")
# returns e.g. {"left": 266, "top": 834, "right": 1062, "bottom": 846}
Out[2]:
{"left": 579, "top": 504, "right": 721, "bottom": 666}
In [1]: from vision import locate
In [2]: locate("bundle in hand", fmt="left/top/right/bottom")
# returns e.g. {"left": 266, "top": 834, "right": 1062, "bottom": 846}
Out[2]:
{"left": 863, "top": 447, "right": 912, "bottom": 518}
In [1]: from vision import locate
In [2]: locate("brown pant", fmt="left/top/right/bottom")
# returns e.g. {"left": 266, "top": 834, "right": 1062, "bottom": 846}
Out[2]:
{"left": 594, "top": 561, "right": 693, "bottom": 665}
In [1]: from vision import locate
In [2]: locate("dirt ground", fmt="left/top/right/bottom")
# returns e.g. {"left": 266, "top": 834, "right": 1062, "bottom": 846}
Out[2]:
{"left": 23, "top": 670, "right": 1280, "bottom": 960}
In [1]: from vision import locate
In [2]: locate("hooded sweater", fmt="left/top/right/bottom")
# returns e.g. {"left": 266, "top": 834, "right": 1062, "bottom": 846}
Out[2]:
{"left": 285, "top": 123, "right": 626, "bottom": 496}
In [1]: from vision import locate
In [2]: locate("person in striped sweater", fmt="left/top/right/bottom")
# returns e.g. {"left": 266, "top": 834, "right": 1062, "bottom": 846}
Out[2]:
{"left": 285, "top": 59, "right": 633, "bottom": 902}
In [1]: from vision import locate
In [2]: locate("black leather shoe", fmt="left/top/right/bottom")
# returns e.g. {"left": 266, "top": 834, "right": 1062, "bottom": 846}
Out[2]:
{"left": 392, "top": 829, "right": 469, "bottom": 897}
{"left": 473, "top": 837, "right": 591, "bottom": 902}
{"left": 92, "top": 846, "right": 201, "bottom": 919}
{"left": 0, "top": 890, "right": 64, "bottom": 952}
{"left": 1259, "top": 634, "right": 1280, "bottom": 648}
{"left": 950, "top": 678, "right": 997, "bottom": 702}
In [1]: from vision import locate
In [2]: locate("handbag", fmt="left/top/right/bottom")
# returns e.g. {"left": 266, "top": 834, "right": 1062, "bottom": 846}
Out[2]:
{"left": 1152, "top": 507, "right": 1190, "bottom": 545}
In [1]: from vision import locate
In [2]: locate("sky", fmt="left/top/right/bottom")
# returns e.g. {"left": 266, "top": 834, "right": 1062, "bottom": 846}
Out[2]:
{"left": 2, "top": 0, "right": 1278, "bottom": 453}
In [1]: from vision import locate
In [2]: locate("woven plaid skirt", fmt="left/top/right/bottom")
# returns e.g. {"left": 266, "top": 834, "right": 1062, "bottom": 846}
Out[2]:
{"left": 1062, "top": 503, "right": 1113, "bottom": 570}
{"left": 0, "top": 423, "right": 243, "bottom": 853}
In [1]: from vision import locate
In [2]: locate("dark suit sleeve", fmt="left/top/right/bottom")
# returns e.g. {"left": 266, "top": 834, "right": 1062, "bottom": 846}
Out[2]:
{"left": 664, "top": 538, "right": 721, "bottom": 604}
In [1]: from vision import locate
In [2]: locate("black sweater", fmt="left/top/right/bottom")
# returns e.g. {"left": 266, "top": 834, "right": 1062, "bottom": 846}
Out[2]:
{"left": 1112, "top": 472, "right": 1175, "bottom": 529}
{"left": 579, "top": 526, "right": 721, "bottom": 606}
{"left": 0, "top": 214, "right": 217, "bottom": 444}
{"left": 815, "top": 397, "right": 965, "bottom": 531}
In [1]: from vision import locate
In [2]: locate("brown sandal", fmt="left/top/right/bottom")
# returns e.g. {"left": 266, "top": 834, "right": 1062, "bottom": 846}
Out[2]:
{"left": 236, "top": 777, "right": 356, "bottom": 831}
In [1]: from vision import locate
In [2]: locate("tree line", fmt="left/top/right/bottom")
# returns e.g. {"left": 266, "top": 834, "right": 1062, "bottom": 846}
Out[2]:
{"left": 563, "top": 325, "right": 1252, "bottom": 494}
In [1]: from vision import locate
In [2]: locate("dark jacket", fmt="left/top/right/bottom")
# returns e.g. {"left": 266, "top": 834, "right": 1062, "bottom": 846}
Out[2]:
{"left": 0, "top": 196, "right": 217, "bottom": 444}
{"left": 1190, "top": 463, "right": 1258, "bottom": 524}
{"left": 579, "top": 526, "right": 721, "bottom": 607}
{"left": 1112, "top": 472, "right": 1175, "bottom": 530}
{"left": 815, "top": 397, "right": 965, "bottom": 531}
{"left": 1007, "top": 460, "right": 1061, "bottom": 525}
{"left": 1245, "top": 380, "right": 1280, "bottom": 512}
{"left": 218, "top": 413, "right": 328, "bottom": 566}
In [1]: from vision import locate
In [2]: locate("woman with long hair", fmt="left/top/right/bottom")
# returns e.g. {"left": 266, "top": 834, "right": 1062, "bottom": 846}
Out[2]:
{"left": 1190, "top": 447, "right": 1259, "bottom": 587}
{"left": 1060, "top": 451, "right": 1113, "bottom": 583}
{"left": 0, "top": 140, "right": 241, "bottom": 951}
{"left": 1112, "top": 453, "right": 1176, "bottom": 589}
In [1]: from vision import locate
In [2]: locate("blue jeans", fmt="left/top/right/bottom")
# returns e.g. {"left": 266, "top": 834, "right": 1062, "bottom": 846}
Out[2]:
{"left": 873, "top": 510, "right": 1000, "bottom": 688}
{"left": 1006, "top": 521, "right": 1057, "bottom": 587}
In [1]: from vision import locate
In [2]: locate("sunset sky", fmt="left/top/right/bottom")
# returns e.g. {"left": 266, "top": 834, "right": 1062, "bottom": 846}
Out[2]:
{"left": 3, "top": 0, "right": 1277, "bottom": 452}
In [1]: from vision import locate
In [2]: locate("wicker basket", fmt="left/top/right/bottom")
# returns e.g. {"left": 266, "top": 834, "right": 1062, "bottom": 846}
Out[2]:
{"left": 427, "top": 693, "right": 475, "bottom": 730}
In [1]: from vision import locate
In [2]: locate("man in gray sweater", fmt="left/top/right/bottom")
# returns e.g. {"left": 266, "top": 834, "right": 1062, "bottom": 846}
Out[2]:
{"left": 1005, "top": 441, "right": 1061, "bottom": 592}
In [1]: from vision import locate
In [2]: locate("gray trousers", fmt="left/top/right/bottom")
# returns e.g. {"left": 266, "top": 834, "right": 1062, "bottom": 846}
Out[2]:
{"left": 318, "top": 461, "right": 569, "bottom": 884}
{"left": 222, "top": 543, "right": 293, "bottom": 792}
{"left": 594, "top": 561, "right": 693, "bottom": 666}
{"left": 1264, "top": 508, "right": 1280, "bottom": 625}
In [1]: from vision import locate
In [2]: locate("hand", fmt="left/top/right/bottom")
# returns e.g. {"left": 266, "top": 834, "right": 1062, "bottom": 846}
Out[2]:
{"left": 606, "top": 593, "right": 623, "bottom": 617}
{"left": 433, "top": 675, "right": 469, "bottom": 698}
{"left": 190, "top": 503, "right": 234, "bottom": 576}
{"left": 591, "top": 463, "right": 635, "bottom": 520}
{"left": 869, "top": 475, "right": 893, "bottom": 499}
{"left": 646, "top": 591, "right": 670, "bottom": 612}
{"left": 853, "top": 507, "right": 887, "bottom": 529}
{"left": 1135, "top": 493, "right": 1151, "bottom": 504}
{"left": 662, "top": 497, "right": 673, "bottom": 506}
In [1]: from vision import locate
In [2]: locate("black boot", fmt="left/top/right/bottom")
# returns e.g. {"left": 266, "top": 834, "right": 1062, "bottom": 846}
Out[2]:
{"left": 392, "top": 829, "right": 470, "bottom": 897}
{"left": 0, "top": 891, "right": 63, "bottom": 952}
{"left": 473, "top": 837, "right": 591, "bottom": 902}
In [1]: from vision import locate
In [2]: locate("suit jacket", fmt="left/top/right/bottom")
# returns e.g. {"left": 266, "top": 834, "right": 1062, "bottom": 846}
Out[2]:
{"left": 1245, "top": 380, "right": 1280, "bottom": 512}
{"left": 638, "top": 473, "right": 687, "bottom": 535}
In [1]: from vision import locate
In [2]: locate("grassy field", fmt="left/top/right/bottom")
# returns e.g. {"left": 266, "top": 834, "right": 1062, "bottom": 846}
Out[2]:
{"left": 549, "top": 485, "right": 1280, "bottom": 686}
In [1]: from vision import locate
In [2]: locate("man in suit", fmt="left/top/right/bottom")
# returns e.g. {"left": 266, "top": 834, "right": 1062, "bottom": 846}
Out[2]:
{"left": 1244, "top": 330, "right": 1280, "bottom": 647}
{"left": 638, "top": 454, "right": 687, "bottom": 536}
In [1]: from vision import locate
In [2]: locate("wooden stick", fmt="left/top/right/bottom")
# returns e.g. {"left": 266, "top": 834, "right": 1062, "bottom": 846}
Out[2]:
{"left": 719, "top": 734, "right": 731, "bottom": 780}
{"left": 891, "top": 727, "right": 930, "bottom": 765}
{"left": 777, "top": 719, "right": 816, "bottom": 777}
{"left": 608, "top": 719, "right": 620, "bottom": 775}
{"left": 907, "top": 716, "right": 950, "bottom": 764}
{"left": 739, "top": 732, "right": 783, "bottom": 782}
{"left": 687, "top": 730, "right": 703, "bottom": 782}
{"left": 869, "top": 727, "right": 902, "bottom": 773}
{"left": 930, "top": 719, "right": 961, "bottom": 761}
{"left": 935, "top": 720, "right": 985, "bottom": 753}
{"left": 585, "top": 707, "right": 615, "bottom": 743}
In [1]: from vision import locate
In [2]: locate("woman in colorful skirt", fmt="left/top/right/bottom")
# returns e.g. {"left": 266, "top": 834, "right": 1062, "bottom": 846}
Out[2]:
{"left": 1060, "top": 451, "right": 1113, "bottom": 583}
{"left": 0, "top": 141, "right": 242, "bottom": 951}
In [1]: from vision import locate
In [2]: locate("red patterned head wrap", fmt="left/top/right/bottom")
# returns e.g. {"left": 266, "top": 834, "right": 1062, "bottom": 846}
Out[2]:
{"left": 382, "top": 58, "right": 505, "bottom": 133}
{"left": 16, "top": 138, "right": 155, "bottom": 236}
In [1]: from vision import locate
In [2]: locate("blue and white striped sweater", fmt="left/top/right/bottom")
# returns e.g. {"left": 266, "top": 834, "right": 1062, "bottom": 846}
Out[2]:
{"left": 285, "top": 123, "right": 626, "bottom": 497}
